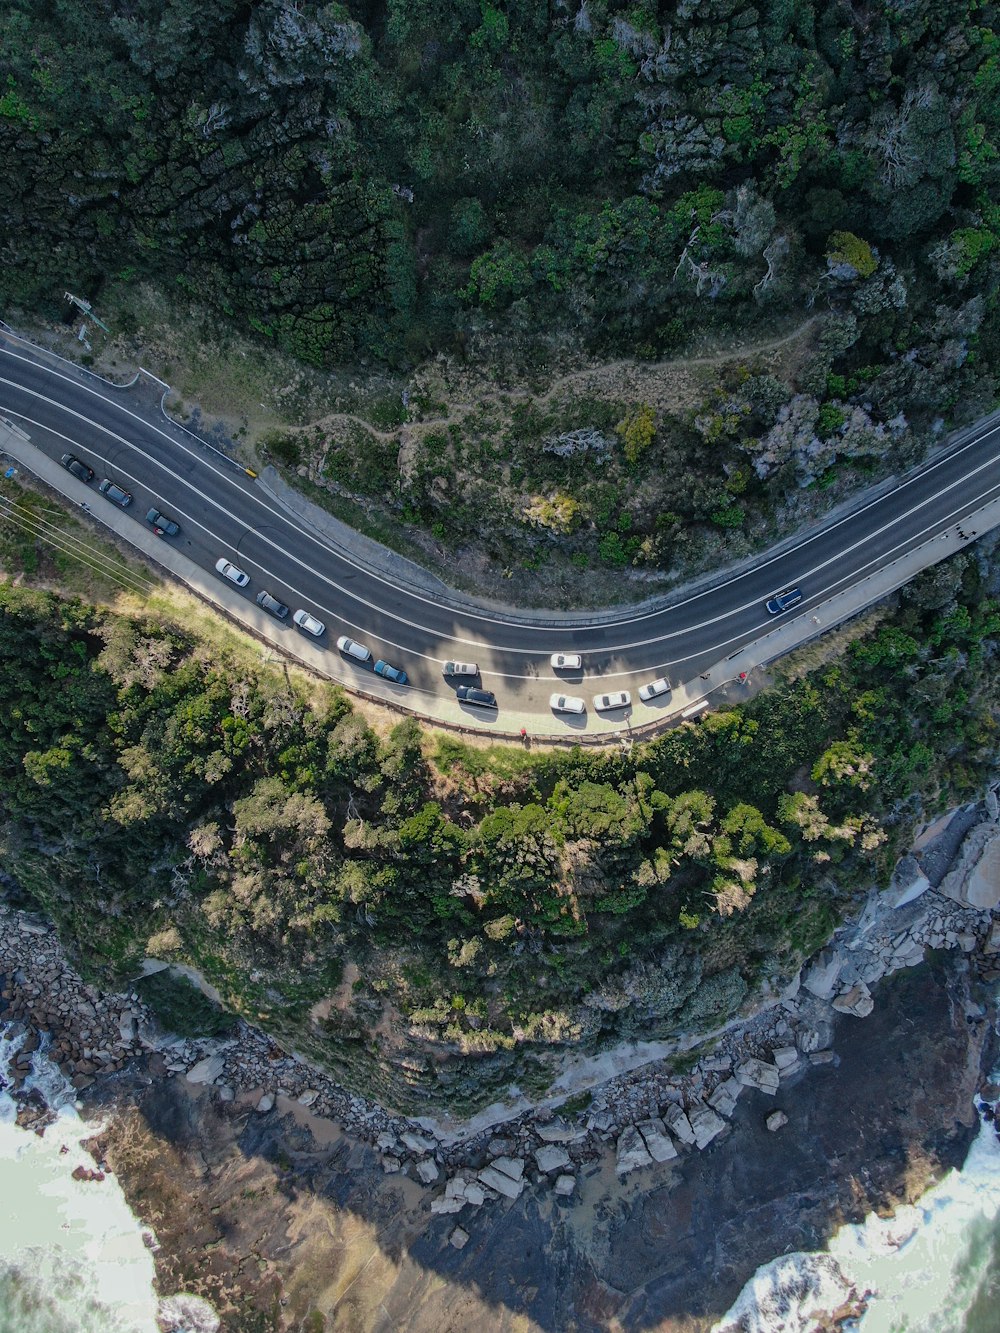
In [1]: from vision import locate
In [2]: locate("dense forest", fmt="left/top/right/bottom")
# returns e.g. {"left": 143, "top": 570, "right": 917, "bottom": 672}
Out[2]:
{"left": 5, "top": 1, "right": 998, "bottom": 592}
{"left": 2, "top": 0, "right": 999, "bottom": 368}
{"left": 1, "top": 531, "right": 998, "bottom": 1108}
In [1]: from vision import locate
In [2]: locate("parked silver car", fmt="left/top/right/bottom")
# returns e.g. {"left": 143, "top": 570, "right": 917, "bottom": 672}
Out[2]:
{"left": 593, "top": 690, "right": 631, "bottom": 711}
{"left": 293, "top": 609, "right": 325, "bottom": 637}
{"left": 443, "top": 661, "right": 478, "bottom": 677}
{"left": 215, "top": 557, "right": 250, "bottom": 587}
{"left": 337, "top": 635, "right": 371, "bottom": 662}
{"left": 550, "top": 652, "right": 582, "bottom": 670}
{"left": 638, "top": 677, "right": 670, "bottom": 702}
{"left": 550, "top": 693, "right": 586, "bottom": 715}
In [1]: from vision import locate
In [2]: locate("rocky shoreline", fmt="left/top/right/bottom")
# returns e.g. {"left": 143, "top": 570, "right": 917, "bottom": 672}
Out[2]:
{"left": 2, "top": 793, "right": 1000, "bottom": 1327}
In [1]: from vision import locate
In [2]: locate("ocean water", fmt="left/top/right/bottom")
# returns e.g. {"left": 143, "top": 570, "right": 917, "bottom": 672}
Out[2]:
{"left": 0, "top": 1027, "right": 217, "bottom": 1333}
{"left": 714, "top": 1092, "right": 1000, "bottom": 1332}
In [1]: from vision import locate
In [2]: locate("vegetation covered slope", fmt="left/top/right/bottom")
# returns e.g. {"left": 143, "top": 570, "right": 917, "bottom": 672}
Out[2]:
{"left": 6, "top": 1, "right": 999, "bottom": 594}
{"left": 1, "top": 534, "right": 998, "bottom": 1110}
{"left": 2, "top": 0, "right": 999, "bottom": 369}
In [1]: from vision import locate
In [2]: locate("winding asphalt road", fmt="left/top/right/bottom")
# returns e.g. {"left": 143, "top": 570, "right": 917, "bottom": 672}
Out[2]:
{"left": 2, "top": 327, "right": 1000, "bottom": 730}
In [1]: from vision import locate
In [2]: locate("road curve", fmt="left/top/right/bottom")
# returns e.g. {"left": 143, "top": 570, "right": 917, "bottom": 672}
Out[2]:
{"left": 2, "top": 328, "right": 1000, "bottom": 732}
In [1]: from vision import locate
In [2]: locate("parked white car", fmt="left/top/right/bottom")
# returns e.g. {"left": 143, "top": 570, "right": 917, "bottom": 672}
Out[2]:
{"left": 550, "top": 652, "right": 582, "bottom": 670}
{"left": 550, "top": 692, "right": 586, "bottom": 715}
{"left": 337, "top": 635, "right": 371, "bottom": 662}
{"left": 593, "top": 690, "right": 631, "bottom": 711}
{"left": 443, "top": 661, "right": 478, "bottom": 677}
{"left": 215, "top": 557, "right": 250, "bottom": 587}
{"left": 638, "top": 677, "right": 671, "bottom": 702}
{"left": 293, "top": 609, "right": 326, "bottom": 637}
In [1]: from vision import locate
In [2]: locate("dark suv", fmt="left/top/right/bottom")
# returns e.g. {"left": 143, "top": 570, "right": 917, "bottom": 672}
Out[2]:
{"left": 765, "top": 587, "right": 803, "bottom": 616}
{"left": 61, "top": 453, "right": 94, "bottom": 484}
{"left": 256, "top": 590, "right": 289, "bottom": 620}
{"left": 456, "top": 685, "right": 497, "bottom": 709}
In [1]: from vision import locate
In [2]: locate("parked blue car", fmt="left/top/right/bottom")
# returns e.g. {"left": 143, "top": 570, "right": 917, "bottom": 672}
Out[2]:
{"left": 374, "top": 659, "right": 408, "bottom": 685}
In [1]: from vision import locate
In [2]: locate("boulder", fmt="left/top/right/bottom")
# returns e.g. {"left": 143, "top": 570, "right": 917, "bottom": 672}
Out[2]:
{"left": 637, "top": 1117, "right": 677, "bottom": 1162}
{"left": 832, "top": 983, "right": 874, "bottom": 1018}
{"left": 449, "top": 1226, "right": 470, "bottom": 1250}
{"left": 688, "top": 1102, "right": 726, "bottom": 1149}
{"left": 884, "top": 855, "right": 931, "bottom": 909}
{"left": 186, "top": 1055, "right": 225, "bottom": 1085}
{"left": 478, "top": 1165, "right": 524, "bottom": 1199}
{"left": 939, "top": 826, "right": 1000, "bottom": 911}
{"left": 254, "top": 1092, "right": 274, "bottom": 1114}
{"left": 808, "top": 1049, "right": 836, "bottom": 1065}
{"left": 382, "top": 1156, "right": 402, "bottom": 1174}
{"left": 708, "top": 1077, "right": 744, "bottom": 1117}
{"left": 376, "top": 1131, "right": 397, "bottom": 1151}
{"left": 701, "top": 1055, "right": 731, "bottom": 1073}
{"left": 615, "top": 1125, "right": 653, "bottom": 1175}
{"left": 430, "top": 1194, "right": 464, "bottom": 1215}
{"left": 771, "top": 1045, "right": 799, "bottom": 1070}
{"left": 735, "top": 1058, "right": 780, "bottom": 1095}
{"left": 802, "top": 949, "right": 844, "bottom": 1000}
{"left": 535, "top": 1117, "right": 587, "bottom": 1143}
{"left": 297, "top": 1089, "right": 320, "bottom": 1107}
{"left": 766, "top": 1110, "right": 789, "bottom": 1132}
{"left": 984, "top": 922, "right": 1000, "bottom": 954}
{"left": 553, "top": 1174, "right": 576, "bottom": 1197}
{"left": 416, "top": 1158, "right": 440, "bottom": 1185}
{"left": 402, "top": 1130, "right": 436, "bottom": 1154}
{"left": 217, "top": 1084, "right": 234, "bottom": 1102}
{"left": 662, "top": 1104, "right": 696, "bottom": 1146}
{"left": 490, "top": 1156, "right": 524, "bottom": 1182}
{"left": 118, "top": 1010, "right": 137, "bottom": 1044}
{"left": 534, "top": 1144, "right": 571, "bottom": 1174}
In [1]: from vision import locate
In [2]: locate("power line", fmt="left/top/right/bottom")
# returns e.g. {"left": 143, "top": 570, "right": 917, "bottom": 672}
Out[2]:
{"left": 0, "top": 495, "right": 156, "bottom": 595}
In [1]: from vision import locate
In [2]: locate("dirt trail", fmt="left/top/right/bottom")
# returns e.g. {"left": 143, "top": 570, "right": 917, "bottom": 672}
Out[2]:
{"left": 305, "top": 315, "right": 822, "bottom": 442}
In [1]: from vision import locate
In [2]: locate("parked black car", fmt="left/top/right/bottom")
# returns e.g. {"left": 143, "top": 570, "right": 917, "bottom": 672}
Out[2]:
{"left": 61, "top": 453, "right": 94, "bottom": 484}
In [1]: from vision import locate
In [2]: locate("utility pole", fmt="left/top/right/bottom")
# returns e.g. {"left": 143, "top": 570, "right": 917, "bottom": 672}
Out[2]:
{"left": 64, "top": 292, "right": 110, "bottom": 334}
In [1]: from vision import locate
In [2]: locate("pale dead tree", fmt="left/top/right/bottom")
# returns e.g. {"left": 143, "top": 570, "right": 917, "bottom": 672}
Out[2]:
{"left": 714, "top": 183, "right": 777, "bottom": 258}
{"left": 673, "top": 226, "right": 727, "bottom": 297}
{"left": 865, "top": 85, "right": 934, "bottom": 190}
{"left": 200, "top": 102, "right": 231, "bottom": 139}
{"left": 753, "top": 234, "right": 790, "bottom": 301}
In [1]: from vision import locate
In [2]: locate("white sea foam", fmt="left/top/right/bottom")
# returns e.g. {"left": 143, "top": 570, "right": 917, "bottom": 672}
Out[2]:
{"left": 0, "top": 1028, "right": 158, "bottom": 1331}
{"left": 0, "top": 1023, "right": 220, "bottom": 1332}
{"left": 713, "top": 1094, "right": 1000, "bottom": 1333}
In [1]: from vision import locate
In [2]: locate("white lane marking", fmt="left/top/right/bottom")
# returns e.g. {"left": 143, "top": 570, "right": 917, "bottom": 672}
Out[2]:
{"left": 5, "top": 346, "right": 1000, "bottom": 636}
{"left": 9, "top": 402, "right": 1000, "bottom": 691}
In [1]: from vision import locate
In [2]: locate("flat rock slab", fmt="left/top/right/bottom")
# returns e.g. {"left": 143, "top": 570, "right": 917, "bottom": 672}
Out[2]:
{"left": 735, "top": 1058, "right": 780, "bottom": 1095}
{"left": 186, "top": 1055, "right": 225, "bottom": 1085}
{"left": 534, "top": 1144, "right": 571, "bottom": 1174}
{"left": 616, "top": 1125, "right": 653, "bottom": 1175}
{"left": 637, "top": 1118, "right": 678, "bottom": 1162}
{"left": 688, "top": 1103, "right": 727, "bottom": 1149}
{"left": 663, "top": 1105, "right": 696, "bottom": 1146}
{"left": 708, "top": 1077, "right": 744, "bottom": 1117}
{"left": 478, "top": 1165, "right": 525, "bottom": 1199}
